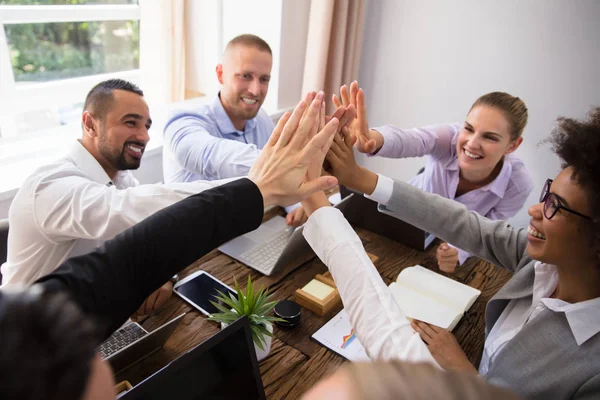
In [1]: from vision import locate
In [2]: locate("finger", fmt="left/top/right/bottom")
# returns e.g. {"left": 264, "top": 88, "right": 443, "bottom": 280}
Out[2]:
{"left": 329, "top": 133, "right": 345, "bottom": 159}
{"left": 357, "top": 89, "right": 369, "bottom": 132}
{"left": 415, "top": 320, "right": 438, "bottom": 338}
{"left": 440, "top": 262, "right": 457, "bottom": 273}
{"left": 300, "top": 118, "right": 339, "bottom": 171}
{"left": 300, "top": 91, "right": 317, "bottom": 122}
{"left": 439, "top": 242, "right": 449, "bottom": 250}
{"left": 338, "top": 104, "right": 356, "bottom": 130}
{"left": 278, "top": 99, "right": 308, "bottom": 147}
{"left": 349, "top": 81, "right": 359, "bottom": 107}
{"left": 340, "top": 85, "right": 350, "bottom": 107}
{"left": 438, "top": 252, "right": 458, "bottom": 261}
{"left": 153, "top": 285, "right": 172, "bottom": 311}
{"left": 144, "top": 292, "right": 157, "bottom": 315}
{"left": 286, "top": 212, "right": 294, "bottom": 225}
{"left": 410, "top": 321, "right": 432, "bottom": 343}
{"left": 299, "top": 175, "right": 339, "bottom": 199}
{"left": 267, "top": 112, "right": 291, "bottom": 147}
{"left": 340, "top": 126, "right": 354, "bottom": 147}
{"left": 332, "top": 94, "right": 342, "bottom": 109}
{"left": 290, "top": 91, "right": 324, "bottom": 148}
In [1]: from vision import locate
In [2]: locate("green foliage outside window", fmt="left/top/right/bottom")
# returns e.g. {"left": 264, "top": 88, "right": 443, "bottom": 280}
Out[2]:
{"left": 1, "top": 0, "right": 139, "bottom": 82}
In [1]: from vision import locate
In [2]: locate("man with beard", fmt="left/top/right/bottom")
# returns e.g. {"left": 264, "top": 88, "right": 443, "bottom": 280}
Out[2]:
{"left": 163, "top": 34, "right": 309, "bottom": 226}
{"left": 1, "top": 79, "right": 233, "bottom": 317}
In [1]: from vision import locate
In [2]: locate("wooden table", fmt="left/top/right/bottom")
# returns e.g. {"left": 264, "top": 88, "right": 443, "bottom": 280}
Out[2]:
{"left": 116, "top": 208, "right": 512, "bottom": 399}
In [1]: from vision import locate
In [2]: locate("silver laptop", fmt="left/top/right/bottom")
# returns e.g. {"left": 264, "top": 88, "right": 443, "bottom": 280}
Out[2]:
{"left": 99, "top": 313, "right": 185, "bottom": 374}
{"left": 219, "top": 194, "right": 354, "bottom": 275}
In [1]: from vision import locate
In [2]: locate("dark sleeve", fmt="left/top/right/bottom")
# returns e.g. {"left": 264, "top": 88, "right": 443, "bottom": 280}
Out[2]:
{"left": 35, "top": 178, "right": 264, "bottom": 338}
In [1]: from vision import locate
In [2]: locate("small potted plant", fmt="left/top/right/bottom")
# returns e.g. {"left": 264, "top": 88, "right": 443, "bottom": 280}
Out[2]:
{"left": 208, "top": 276, "right": 284, "bottom": 361}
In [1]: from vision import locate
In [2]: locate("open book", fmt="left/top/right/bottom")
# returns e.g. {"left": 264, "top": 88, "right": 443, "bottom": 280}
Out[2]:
{"left": 389, "top": 265, "right": 481, "bottom": 331}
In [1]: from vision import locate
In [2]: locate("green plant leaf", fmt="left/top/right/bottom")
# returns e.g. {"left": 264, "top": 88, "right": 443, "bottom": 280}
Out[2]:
{"left": 250, "top": 324, "right": 267, "bottom": 351}
{"left": 245, "top": 275, "right": 256, "bottom": 311}
{"left": 233, "top": 277, "right": 247, "bottom": 315}
{"left": 208, "top": 300, "right": 236, "bottom": 315}
{"left": 212, "top": 289, "right": 241, "bottom": 313}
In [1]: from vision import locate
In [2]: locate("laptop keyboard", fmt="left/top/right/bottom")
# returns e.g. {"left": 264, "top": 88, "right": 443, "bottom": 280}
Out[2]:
{"left": 99, "top": 322, "right": 147, "bottom": 358}
{"left": 240, "top": 230, "right": 292, "bottom": 274}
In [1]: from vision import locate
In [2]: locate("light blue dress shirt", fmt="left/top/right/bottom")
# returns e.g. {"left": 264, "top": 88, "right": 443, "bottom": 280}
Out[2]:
{"left": 162, "top": 95, "right": 275, "bottom": 183}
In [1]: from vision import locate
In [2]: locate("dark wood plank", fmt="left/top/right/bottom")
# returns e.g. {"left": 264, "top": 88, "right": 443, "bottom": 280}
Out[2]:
{"left": 260, "top": 338, "right": 308, "bottom": 399}
{"left": 119, "top": 214, "right": 514, "bottom": 395}
{"left": 266, "top": 347, "right": 347, "bottom": 400}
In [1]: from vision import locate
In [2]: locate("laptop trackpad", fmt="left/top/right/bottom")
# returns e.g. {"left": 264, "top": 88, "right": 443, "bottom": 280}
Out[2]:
{"left": 221, "top": 235, "right": 256, "bottom": 255}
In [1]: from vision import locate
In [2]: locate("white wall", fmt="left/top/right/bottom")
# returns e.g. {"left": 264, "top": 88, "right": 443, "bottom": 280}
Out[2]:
{"left": 358, "top": 0, "right": 600, "bottom": 228}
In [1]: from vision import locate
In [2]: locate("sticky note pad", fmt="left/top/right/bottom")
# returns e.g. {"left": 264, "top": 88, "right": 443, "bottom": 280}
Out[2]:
{"left": 303, "top": 279, "right": 335, "bottom": 300}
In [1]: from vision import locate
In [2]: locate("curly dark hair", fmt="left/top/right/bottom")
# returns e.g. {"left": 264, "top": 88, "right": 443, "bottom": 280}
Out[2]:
{"left": 547, "top": 106, "right": 600, "bottom": 262}
{"left": 0, "top": 287, "right": 102, "bottom": 400}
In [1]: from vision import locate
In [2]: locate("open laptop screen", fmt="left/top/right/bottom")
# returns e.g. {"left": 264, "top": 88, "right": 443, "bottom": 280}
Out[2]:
{"left": 120, "top": 316, "right": 265, "bottom": 400}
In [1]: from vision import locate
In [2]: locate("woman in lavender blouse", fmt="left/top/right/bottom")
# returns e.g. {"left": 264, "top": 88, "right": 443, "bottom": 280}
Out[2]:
{"left": 333, "top": 82, "right": 534, "bottom": 272}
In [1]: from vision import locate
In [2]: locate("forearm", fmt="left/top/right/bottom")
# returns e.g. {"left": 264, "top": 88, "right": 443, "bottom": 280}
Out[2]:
{"left": 381, "top": 179, "right": 527, "bottom": 271}
{"left": 36, "top": 178, "right": 264, "bottom": 338}
{"left": 303, "top": 207, "right": 438, "bottom": 364}
{"left": 337, "top": 166, "right": 379, "bottom": 196}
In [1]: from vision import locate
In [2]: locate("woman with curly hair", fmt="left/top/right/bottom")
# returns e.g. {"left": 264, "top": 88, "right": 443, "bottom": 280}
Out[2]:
{"left": 302, "top": 107, "right": 600, "bottom": 399}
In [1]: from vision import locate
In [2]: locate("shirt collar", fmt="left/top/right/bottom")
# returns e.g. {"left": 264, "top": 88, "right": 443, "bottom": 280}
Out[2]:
{"left": 211, "top": 93, "right": 257, "bottom": 136}
{"left": 534, "top": 262, "right": 600, "bottom": 345}
{"left": 68, "top": 140, "right": 114, "bottom": 186}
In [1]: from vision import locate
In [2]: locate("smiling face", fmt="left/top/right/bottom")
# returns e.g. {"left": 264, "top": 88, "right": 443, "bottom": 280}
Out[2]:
{"left": 82, "top": 89, "right": 152, "bottom": 177}
{"left": 527, "top": 167, "right": 594, "bottom": 266}
{"left": 456, "top": 105, "right": 522, "bottom": 181}
{"left": 216, "top": 44, "right": 272, "bottom": 130}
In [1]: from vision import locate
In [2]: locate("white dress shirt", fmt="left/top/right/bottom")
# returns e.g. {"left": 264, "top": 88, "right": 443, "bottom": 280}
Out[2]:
{"left": 303, "top": 205, "right": 439, "bottom": 366}
{"left": 1, "top": 140, "right": 232, "bottom": 286}
{"left": 479, "top": 262, "right": 600, "bottom": 376}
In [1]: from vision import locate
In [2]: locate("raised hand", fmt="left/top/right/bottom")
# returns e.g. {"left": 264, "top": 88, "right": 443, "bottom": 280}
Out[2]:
{"left": 326, "top": 126, "right": 379, "bottom": 195}
{"left": 332, "top": 81, "right": 383, "bottom": 154}
{"left": 248, "top": 91, "right": 339, "bottom": 207}
{"left": 437, "top": 243, "right": 459, "bottom": 273}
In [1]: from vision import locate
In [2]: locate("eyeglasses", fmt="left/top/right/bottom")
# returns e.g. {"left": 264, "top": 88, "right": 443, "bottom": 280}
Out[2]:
{"left": 539, "top": 179, "right": 591, "bottom": 220}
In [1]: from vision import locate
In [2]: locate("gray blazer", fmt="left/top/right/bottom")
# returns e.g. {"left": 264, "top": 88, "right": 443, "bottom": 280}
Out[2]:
{"left": 381, "top": 179, "right": 600, "bottom": 400}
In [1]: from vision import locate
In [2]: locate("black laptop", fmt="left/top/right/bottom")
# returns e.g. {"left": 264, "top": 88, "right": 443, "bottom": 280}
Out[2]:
{"left": 119, "top": 316, "right": 266, "bottom": 400}
{"left": 339, "top": 185, "right": 435, "bottom": 251}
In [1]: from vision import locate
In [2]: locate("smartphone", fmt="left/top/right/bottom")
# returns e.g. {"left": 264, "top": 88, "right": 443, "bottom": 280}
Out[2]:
{"left": 173, "top": 271, "right": 237, "bottom": 316}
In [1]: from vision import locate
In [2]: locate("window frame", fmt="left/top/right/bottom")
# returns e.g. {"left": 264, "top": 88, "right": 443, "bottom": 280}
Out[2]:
{"left": 0, "top": 4, "right": 141, "bottom": 138}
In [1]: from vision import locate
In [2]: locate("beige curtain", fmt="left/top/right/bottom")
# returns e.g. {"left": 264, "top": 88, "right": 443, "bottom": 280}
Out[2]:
{"left": 301, "top": 0, "right": 366, "bottom": 113}
{"left": 139, "top": 0, "right": 186, "bottom": 104}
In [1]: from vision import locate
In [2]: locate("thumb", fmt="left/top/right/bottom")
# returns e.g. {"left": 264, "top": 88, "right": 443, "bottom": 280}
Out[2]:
{"left": 440, "top": 242, "right": 449, "bottom": 251}
{"left": 299, "top": 176, "right": 338, "bottom": 199}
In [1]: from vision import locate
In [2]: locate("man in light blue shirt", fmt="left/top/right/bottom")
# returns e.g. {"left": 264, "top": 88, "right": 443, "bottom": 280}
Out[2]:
{"left": 163, "top": 34, "right": 274, "bottom": 184}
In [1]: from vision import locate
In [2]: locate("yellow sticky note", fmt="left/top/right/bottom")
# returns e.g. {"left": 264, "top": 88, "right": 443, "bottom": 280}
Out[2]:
{"left": 303, "top": 279, "right": 335, "bottom": 300}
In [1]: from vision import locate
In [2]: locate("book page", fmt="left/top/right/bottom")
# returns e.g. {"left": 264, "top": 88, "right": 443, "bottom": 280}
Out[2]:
{"left": 389, "top": 282, "right": 460, "bottom": 329}
{"left": 396, "top": 266, "right": 480, "bottom": 312}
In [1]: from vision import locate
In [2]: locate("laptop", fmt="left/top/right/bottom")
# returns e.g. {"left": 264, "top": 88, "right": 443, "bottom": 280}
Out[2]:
{"left": 339, "top": 186, "right": 436, "bottom": 251}
{"left": 120, "top": 316, "right": 266, "bottom": 400}
{"left": 99, "top": 313, "right": 185, "bottom": 374}
{"left": 218, "top": 194, "right": 354, "bottom": 275}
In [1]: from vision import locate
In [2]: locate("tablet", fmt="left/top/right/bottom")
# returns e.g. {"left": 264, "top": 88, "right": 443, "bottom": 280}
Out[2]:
{"left": 173, "top": 271, "right": 236, "bottom": 316}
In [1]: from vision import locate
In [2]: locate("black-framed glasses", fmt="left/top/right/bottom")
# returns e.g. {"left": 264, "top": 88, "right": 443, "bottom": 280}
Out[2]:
{"left": 539, "top": 179, "right": 592, "bottom": 220}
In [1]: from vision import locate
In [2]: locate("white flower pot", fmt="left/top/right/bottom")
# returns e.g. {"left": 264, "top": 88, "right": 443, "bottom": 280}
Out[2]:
{"left": 221, "top": 321, "right": 273, "bottom": 362}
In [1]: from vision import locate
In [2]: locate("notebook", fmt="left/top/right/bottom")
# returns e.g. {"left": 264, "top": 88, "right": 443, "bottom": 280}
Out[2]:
{"left": 389, "top": 265, "right": 480, "bottom": 331}
{"left": 312, "top": 266, "right": 481, "bottom": 361}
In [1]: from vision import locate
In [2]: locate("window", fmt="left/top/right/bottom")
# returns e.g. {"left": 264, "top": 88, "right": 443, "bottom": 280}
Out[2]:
{"left": 0, "top": 0, "right": 140, "bottom": 138}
